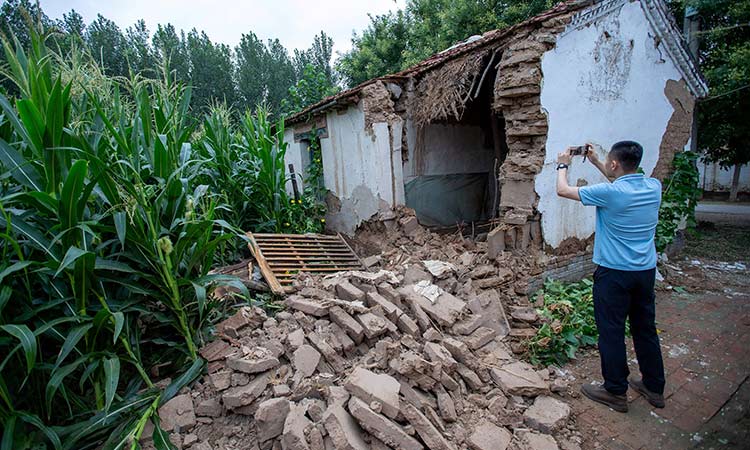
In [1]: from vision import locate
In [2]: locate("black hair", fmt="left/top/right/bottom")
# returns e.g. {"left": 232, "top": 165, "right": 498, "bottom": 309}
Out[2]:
{"left": 609, "top": 140, "right": 643, "bottom": 172}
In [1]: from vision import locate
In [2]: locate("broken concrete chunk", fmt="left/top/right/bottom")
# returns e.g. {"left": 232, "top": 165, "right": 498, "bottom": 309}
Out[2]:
{"left": 423, "top": 342, "right": 458, "bottom": 373}
{"left": 158, "top": 394, "right": 196, "bottom": 431}
{"left": 365, "top": 291, "right": 402, "bottom": 321}
{"left": 255, "top": 398, "right": 290, "bottom": 442}
{"left": 199, "top": 339, "right": 233, "bottom": 362}
{"left": 282, "top": 402, "right": 312, "bottom": 450}
{"left": 487, "top": 227, "right": 505, "bottom": 259}
{"left": 401, "top": 287, "right": 466, "bottom": 327}
{"left": 273, "top": 384, "right": 291, "bottom": 397}
{"left": 396, "top": 313, "right": 420, "bottom": 336}
{"left": 226, "top": 348, "right": 279, "bottom": 374}
{"left": 307, "top": 332, "right": 346, "bottom": 373}
{"left": 336, "top": 280, "right": 365, "bottom": 302}
{"left": 463, "top": 327, "right": 498, "bottom": 350}
{"left": 355, "top": 312, "right": 388, "bottom": 339}
{"left": 490, "top": 362, "right": 549, "bottom": 397}
{"left": 467, "top": 421, "right": 512, "bottom": 450}
{"left": 222, "top": 371, "right": 271, "bottom": 409}
{"left": 523, "top": 396, "right": 571, "bottom": 433}
{"left": 401, "top": 403, "right": 457, "bottom": 450}
{"left": 216, "top": 307, "right": 262, "bottom": 338}
{"left": 323, "top": 404, "right": 369, "bottom": 450}
{"left": 452, "top": 314, "right": 484, "bottom": 335}
{"left": 330, "top": 323, "right": 356, "bottom": 352}
{"left": 510, "top": 306, "right": 539, "bottom": 323}
{"left": 287, "top": 328, "right": 306, "bottom": 348}
{"left": 329, "top": 306, "right": 365, "bottom": 344}
{"left": 376, "top": 283, "right": 402, "bottom": 307}
{"left": 518, "top": 430, "right": 560, "bottom": 450}
{"left": 344, "top": 367, "right": 400, "bottom": 419}
{"left": 422, "top": 328, "right": 441, "bottom": 342}
{"left": 422, "top": 260, "right": 456, "bottom": 279}
{"left": 293, "top": 344, "right": 322, "bottom": 379}
{"left": 209, "top": 371, "right": 232, "bottom": 391}
{"left": 286, "top": 296, "right": 329, "bottom": 317}
{"left": 441, "top": 337, "right": 472, "bottom": 364}
{"left": 456, "top": 364, "right": 483, "bottom": 390}
{"left": 347, "top": 397, "right": 424, "bottom": 450}
{"left": 195, "top": 397, "right": 222, "bottom": 418}
{"left": 436, "top": 390, "right": 458, "bottom": 422}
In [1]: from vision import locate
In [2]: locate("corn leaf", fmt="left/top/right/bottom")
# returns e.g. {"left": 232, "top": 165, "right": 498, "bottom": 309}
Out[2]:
{"left": 103, "top": 356, "right": 120, "bottom": 412}
{"left": 1, "top": 324, "right": 37, "bottom": 374}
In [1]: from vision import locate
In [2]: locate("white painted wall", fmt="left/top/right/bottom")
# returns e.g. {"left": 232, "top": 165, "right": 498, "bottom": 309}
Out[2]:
{"left": 536, "top": 0, "right": 690, "bottom": 248}
{"left": 699, "top": 161, "right": 750, "bottom": 193}
{"left": 310, "top": 103, "right": 404, "bottom": 234}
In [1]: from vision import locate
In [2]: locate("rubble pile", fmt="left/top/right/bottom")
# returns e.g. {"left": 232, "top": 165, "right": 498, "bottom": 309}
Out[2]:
{"left": 142, "top": 209, "right": 583, "bottom": 450}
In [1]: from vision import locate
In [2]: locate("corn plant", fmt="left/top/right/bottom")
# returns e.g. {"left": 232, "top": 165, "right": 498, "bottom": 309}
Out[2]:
{"left": 0, "top": 26, "right": 247, "bottom": 450}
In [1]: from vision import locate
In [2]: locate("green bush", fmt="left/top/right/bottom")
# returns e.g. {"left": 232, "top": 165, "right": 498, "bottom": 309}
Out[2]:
{"left": 526, "top": 278, "right": 599, "bottom": 366}
{"left": 655, "top": 151, "right": 701, "bottom": 253}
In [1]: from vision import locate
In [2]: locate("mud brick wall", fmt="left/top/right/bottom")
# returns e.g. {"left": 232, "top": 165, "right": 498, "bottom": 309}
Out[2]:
{"left": 526, "top": 251, "right": 596, "bottom": 294}
{"left": 491, "top": 13, "right": 575, "bottom": 247}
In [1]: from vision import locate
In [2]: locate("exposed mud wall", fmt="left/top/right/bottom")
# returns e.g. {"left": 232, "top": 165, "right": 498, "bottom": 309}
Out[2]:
{"left": 489, "top": 13, "right": 574, "bottom": 249}
{"left": 652, "top": 79, "right": 695, "bottom": 181}
{"left": 535, "top": 0, "right": 692, "bottom": 249}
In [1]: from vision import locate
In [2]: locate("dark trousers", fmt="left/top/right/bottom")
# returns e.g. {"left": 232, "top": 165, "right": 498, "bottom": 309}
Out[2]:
{"left": 593, "top": 266, "right": 665, "bottom": 395}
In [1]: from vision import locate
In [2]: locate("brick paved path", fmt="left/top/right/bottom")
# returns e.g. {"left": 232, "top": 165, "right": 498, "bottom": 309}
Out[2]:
{"left": 564, "top": 264, "right": 750, "bottom": 450}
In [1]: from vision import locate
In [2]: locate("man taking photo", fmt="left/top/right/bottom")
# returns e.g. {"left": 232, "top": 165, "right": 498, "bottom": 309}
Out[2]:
{"left": 555, "top": 141, "right": 666, "bottom": 413}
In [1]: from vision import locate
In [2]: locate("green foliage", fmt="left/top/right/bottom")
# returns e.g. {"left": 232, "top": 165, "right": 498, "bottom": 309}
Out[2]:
{"left": 285, "top": 137, "right": 327, "bottom": 234}
{"left": 337, "top": 0, "right": 554, "bottom": 87}
{"left": 281, "top": 64, "right": 340, "bottom": 115}
{"left": 527, "top": 278, "right": 599, "bottom": 366}
{"left": 0, "top": 24, "right": 318, "bottom": 449}
{"left": 655, "top": 151, "right": 701, "bottom": 253}
{"left": 690, "top": 0, "right": 750, "bottom": 167}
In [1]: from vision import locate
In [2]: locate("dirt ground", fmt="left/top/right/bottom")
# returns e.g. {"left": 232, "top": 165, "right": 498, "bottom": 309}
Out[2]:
{"left": 561, "top": 224, "right": 750, "bottom": 450}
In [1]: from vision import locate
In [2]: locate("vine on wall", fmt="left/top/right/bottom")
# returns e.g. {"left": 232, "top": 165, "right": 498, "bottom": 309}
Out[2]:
{"left": 655, "top": 151, "right": 702, "bottom": 253}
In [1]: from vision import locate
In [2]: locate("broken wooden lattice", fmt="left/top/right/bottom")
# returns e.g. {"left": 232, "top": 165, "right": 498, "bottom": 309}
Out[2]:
{"left": 247, "top": 232, "right": 364, "bottom": 294}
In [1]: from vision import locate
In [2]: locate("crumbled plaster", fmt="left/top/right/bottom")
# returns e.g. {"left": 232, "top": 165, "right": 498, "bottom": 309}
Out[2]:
{"left": 362, "top": 81, "right": 401, "bottom": 135}
{"left": 652, "top": 78, "right": 695, "bottom": 181}
{"left": 324, "top": 187, "right": 391, "bottom": 236}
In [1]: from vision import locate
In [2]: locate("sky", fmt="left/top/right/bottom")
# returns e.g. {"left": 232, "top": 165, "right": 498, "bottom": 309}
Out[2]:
{"left": 38, "top": 0, "right": 407, "bottom": 58}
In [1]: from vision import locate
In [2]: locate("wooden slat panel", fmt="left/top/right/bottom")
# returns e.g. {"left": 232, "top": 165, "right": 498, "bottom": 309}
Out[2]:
{"left": 247, "top": 232, "right": 364, "bottom": 294}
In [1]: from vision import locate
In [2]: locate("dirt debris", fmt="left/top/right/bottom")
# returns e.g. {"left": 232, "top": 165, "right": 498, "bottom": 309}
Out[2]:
{"left": 143, "top": 209, "right": 583, "bottom": 450}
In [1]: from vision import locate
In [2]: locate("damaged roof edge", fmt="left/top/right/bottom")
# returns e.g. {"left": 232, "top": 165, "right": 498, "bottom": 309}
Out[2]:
{"left": 283, "top": 0, "right": 708, "bottom": 128}
{"left": 283, "top": 0, "right": 591, "bottom": 127}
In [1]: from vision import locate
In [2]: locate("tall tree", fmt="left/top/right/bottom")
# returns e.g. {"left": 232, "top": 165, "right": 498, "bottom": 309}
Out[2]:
{"left": 264, "top": 38, "right": 295, "bottom": 112}
{"left": 336, "top": 11, "right": 409, "bottom": 87}
{"left": 51, "top": 9, "right": 86, "bottom": 56}
{"left": 293, "top": 31, "right": 335, "bottom": 84}
{"left": 153, "top": 23, "right": 190, "bottom": 82}
{"left": 690, "top": 0, "right": 750, "bottom": 201}
{"left": 86, "top": 14, "right": 128, "bottom": 77}
{"left": 186, "top": 29, "right": 236, "bottom": 113}
{"left": 125, "top": 19, "right": 157, "bottom": 77}
{"left": 235, "top": 31, "right": 268, "bottom": 110}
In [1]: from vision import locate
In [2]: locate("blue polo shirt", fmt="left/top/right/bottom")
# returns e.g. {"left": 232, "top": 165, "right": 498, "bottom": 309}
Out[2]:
{"left": 578, "top": 174, "right": 662, "bottom": 271}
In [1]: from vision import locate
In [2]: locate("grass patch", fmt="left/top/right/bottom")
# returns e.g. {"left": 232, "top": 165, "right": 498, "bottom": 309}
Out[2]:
{"left": 683, "top": 223, "right": 750, "bottom": 262}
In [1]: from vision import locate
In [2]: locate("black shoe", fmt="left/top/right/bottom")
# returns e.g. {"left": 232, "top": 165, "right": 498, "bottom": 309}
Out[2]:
{"left": 580, "top": 383, "right": 628, "bottom": 413}
{"left": 628, "top": 376, "right": 665, "bottom": 408}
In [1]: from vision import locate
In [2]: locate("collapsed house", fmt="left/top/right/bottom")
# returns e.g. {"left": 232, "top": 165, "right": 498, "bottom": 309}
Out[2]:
{"left": 283, "top": 0, "right": 707, "bottom": 286}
